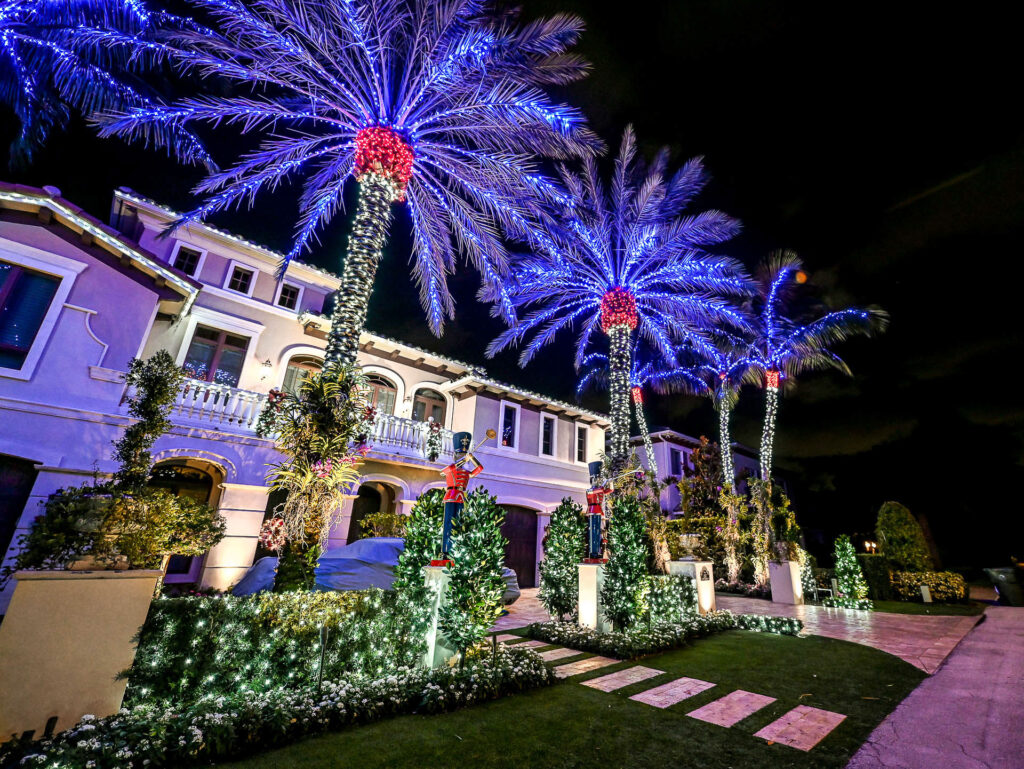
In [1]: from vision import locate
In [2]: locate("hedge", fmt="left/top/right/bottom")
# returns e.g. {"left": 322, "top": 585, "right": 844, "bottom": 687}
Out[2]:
{"left": 891, "top": 571, "right": 967, "bottom": 602}
{"left": 856, "top": 554, "right": 894, "bottom": 601}
{"left": 647, "top": 574, "right": 697, "bottom": 624}
{"left": 2, "top": 646, "right": 553, "bottom": 769}
{"left": 125, "top": 590, "right": 428, "bottom": 706}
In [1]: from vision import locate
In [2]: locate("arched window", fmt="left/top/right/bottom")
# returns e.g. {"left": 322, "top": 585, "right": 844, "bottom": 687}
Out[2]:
{"left": 282, "top": 355, "right": 322, "bottom": 395}
{"left": 412, "top": 388, "right": 446, "bottom": 424}
{"left": 366, "top": 374, "right": 397, "bottom": 414}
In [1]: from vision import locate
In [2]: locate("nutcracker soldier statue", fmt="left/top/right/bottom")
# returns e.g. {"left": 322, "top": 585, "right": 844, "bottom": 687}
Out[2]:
{"left": 431, "top": 431, "right": 484, "bottom": 566}
{"left": 584, "top": 461, "right": 613, "bottom": 562}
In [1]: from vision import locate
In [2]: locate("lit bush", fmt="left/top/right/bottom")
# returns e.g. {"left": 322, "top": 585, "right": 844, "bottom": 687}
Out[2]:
{"left": 646, "top": 574, "right": 697, "bottom": 624}
{"left": 891, "top": 571, "right": 967, "bottom": 602}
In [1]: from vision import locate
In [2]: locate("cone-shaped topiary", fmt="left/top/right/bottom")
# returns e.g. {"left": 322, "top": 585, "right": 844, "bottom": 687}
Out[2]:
{"left": 393, "top": 489, "right": 444, "bottom": 593}
{"left": 539, "top": 497, "right": 586, "bottom": 621}
{"left": 600, "top": 495, "right": 651, "bottom": 629}
{"left": 823, "top": 534, "right": 873, "bottom": 610}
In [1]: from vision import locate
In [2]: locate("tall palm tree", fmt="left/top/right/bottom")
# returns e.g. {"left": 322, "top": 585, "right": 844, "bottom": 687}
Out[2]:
{"left": 577, "top": 340, "right": 707, "bottom": 480}
{"left": 0, "top": 0, "right": 210, "bottom": 165}
{"left": 74, "top": 0, "right": 600, "bottom": 364}
{"left": 749, "top": 251, "right": 889, "bottom": 482}
{"left": 487, "top": 127, "right": 748, "bottom": 468}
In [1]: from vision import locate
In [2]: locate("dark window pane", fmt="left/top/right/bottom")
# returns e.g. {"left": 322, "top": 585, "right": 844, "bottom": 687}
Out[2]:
{"left": 214, "top": 348, "right": 245, "bottom": 386}
{"left": 542, "top": 416, "right": 554, "bottom": 455}
{"left": 576, "top": 426, "right": 587, "bottom": 462}
{"left": 182, "top": 340, "right": 216, "bottom": 381}
{"left": 173, "top": 246, "right": 202, "bottom": 276}
{"left": 0, "top": 262, "right": 60, "bottom": 370}
{"left": 278, "top": 284, "right": 300, "bottom": 309}
{"left": 670, "top": 449, "right": 682, "bottom": 477}
{"left": 228, "top": 266, "right": 253, "bottom": 293}
{"left": 501, "top": 405, "right": 517, "bottom": 447}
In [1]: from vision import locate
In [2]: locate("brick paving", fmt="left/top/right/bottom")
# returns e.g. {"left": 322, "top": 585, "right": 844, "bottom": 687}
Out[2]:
{"left": 581, "top": 666, "right": 663, "bottom": 692}
{"left": 628, "top": 676, "right": 716, "bottom": 708}
{"left": 493, "top": 633, "right": 522, "bottom": 643}
{"left": 687, "top": 689, "right": 776, "bottom": 727}
{"left": 513, "top": 639, "right": 549, "bottom": 649}
{"left": 754, "top": 705, "right": 847, "bottom": 751}
{"left": 716, "top": 594, "right": 981, "bottom": 673}
{"left": 552, "top": 656, "right": 618, "bottom": 679}
{"left": 538, "top": 647, "right": 582, "bottom": 662}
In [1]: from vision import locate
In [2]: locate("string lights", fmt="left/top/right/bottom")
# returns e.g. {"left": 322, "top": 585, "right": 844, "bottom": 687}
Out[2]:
{"left": 759, "top": 370, "right": 779, "bottom": 481}
{"left": 602, "top": 288, "right": 638, "bottom": 468}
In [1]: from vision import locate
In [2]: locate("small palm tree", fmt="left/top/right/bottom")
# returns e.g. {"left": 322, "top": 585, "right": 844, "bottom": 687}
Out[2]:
{"left": 577, "top": 340, "right": 706, "bottom": 479}
{"left": 749, "top": 251, "right": 888, "bottom": 481}
{"left": 488, "top": 127, "right": 748, "bottom": 468}
{"left": 74, "top": 0, "right": 600, "bottom": 363}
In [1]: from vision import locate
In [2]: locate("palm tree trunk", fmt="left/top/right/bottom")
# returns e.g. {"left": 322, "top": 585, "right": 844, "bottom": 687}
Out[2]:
{"left": 633, "top": 396, "right": 658, "bottom": 479}
{"left": 718, "top": 394, "right": 735, "bottom": 488}
{"left": 607, "top": 325, "right": 632, "bottom": 470}
{"left": 759, "top": 384, "right": 779, "bottom": 481}
{"left": 325, "top": 176, "right": 396, "bottom": 367}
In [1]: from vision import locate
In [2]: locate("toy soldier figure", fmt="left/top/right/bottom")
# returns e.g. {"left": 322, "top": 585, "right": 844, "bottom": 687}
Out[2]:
{"left": 433, "top": 431, "right": 484, "bottom": 566}
{"left": 584, "top": 460, "right": 612, "bottom": 562}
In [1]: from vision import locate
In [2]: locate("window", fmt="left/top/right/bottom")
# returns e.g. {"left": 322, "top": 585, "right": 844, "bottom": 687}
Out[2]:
{"left": 228, "top": 266, "right": 253, "bottom": 293}
{"left": 0, "top": 260, "right": 60, "bottom": 371}
{"left": 670, "top": 448, "right": 682, "bottom": 477}
{"left": 365, "top": 374, "right": 397, "bottom": 414}
{"left": 499, "top": 401, "right": 519, "bottom": 448}
{"left": 276, "top": 283, "right": 301, "bottom": 310}
{"left": 170, "top": 244, "right": 205, "bottom": 277}
{"left": 412, "top": 388, "right": 446, "bottom": 423}
{"left": 576, "top": 424, "right": 588, "bottom": 463}
{"left": 282, "top": 356, "right": 321, "bottom": 394}
{"left": 540, "top": 414, "right": 556, "bottom": 456}
{"left": 182, "top": 325, "right": 249, "bottom": 387}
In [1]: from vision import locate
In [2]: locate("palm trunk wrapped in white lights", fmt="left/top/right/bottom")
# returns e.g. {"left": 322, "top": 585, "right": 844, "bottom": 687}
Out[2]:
{"left": 602, "top": 288, "right": 639, "bottom": 470}
{"left": 759, "top": 370, "right": 780, "bottom": 481}
{"left": 632, "top": 386, "right": 658, "bottom": 480}
{"left": 717, "top": 393, "right": 735, "bottom": 487}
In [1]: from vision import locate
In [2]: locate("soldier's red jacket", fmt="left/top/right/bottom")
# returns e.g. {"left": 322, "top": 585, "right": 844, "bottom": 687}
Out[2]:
{"left": 586, "top": 485, "right": 611, "bottom": 516}
{"left": 442, "top": 462, "right": 483, "bottom": 503}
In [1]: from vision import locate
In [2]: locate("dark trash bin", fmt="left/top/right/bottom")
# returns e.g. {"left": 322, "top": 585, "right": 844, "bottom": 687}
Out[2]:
{"left": 984, "top": 568, "right": 1024, "bottom": 606}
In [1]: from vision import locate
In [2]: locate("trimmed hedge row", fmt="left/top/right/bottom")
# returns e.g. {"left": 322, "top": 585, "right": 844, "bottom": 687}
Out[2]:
{"left": 891, "top": 570, "right": 967, "bottom": 602}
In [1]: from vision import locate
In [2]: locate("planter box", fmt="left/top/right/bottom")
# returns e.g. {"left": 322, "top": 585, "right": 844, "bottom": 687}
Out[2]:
{"left": 0, "top": 569, "right": 161, "bottom": 742}
{"left": 578, "top": 563, "right": 611, "bottom": 632}
{"left": 768, "top": 561, "right": 804, "bottom": 606}
{"left": 667, "top": 560, "right": 716, "bottom": 614}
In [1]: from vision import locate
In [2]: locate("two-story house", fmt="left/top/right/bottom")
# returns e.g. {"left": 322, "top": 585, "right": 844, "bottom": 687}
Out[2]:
{"left": 0, "top": 183, "right": 608, "bottom": 611}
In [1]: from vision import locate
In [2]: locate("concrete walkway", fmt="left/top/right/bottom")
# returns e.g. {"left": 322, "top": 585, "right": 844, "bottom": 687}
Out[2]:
{"left": 716, "top": 594, "right": 981, "bottom": 673}
{"left": 847, "top": 606, "right": 1024, "bottom": 769}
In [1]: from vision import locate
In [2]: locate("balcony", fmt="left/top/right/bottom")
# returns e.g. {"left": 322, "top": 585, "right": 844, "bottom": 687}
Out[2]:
{"left": 157, "top": 378, "right": 453, "bottom": 462}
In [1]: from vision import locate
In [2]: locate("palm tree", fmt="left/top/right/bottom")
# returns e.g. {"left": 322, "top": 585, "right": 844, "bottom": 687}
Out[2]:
{"left": 74, "top": 0, "right": 600, "bottom": 364}
{"left": 0, "top": 0, "right": 210, "bottom": 165}
{"left": 749, "top": 251, "right": 889, "bottom": 482}
{"left": 487, "top": 127, "right": 748, "bottom": 468}
{"left": 576, "top": 340, "right": 707, "bottom": 479}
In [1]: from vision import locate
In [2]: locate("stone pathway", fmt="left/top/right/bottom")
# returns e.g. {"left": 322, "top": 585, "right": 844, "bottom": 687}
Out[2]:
{"left": 581, "top": 665, "right": 663, "bottom": 692}
{"left": 552, "top": 655, "right": 617, "bottom": 679}
{"left": 629, "top": 676, "right": 716, "bottom": 708}
{"left": 754, "top": 705, "right": 846, "bottom": 751}
{"left": 687, "top": 690, "right": 776, "bottom": 727}
{"left": 847, "top": 606, "right": 1024, "bottom": 768}
{"left": 716, "top": 594, "right": 981, "bottom": 673}
{"left": 538, "top": 647, "right": 581, "bottom": 662}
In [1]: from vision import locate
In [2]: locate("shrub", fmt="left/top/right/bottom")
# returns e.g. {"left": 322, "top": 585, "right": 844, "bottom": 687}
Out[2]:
{"left": 360, "top": 511, "right": 408, "bottom": 538}
{"left": 646, "top": 574, "right": 697, "bottom": 624}
{"left": 2, "top": 646, "right": 554, "bottom": 769}
{"left": 822, "top": 535, "right": 873, "bottom": 610}
{"left": 857, "top": 553, "right": 894, "bottom": 601}
{"left": 876, "top": 501, "right": 933, "bottom": 572}
{"left": 393, "top": 488, "right": 444, "bottom": 593}
{"left": 600, "top": 495, "right": 650, "bottom": 629}
{"left": 891, "top": 571, "right": 967, "bottom": 602}
{"left": 538, "top": 497, "right": 586, "bottom": 620}
{"left": 125, "top": 590, "right": 426, "bottom": 706}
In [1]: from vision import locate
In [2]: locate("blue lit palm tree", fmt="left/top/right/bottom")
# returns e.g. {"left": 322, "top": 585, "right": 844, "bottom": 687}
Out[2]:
{"left": 487, "top": 127, "right": 748, "bottom": 467}
{"left": 577, "top": 340, "right": 707, "bottom": 479}
{"left": 76, "top": 0, "right": 600, "bottom": 364}
{"left": 0, "top": 0, "right": 210, "bottom": 166}
{"left": 750, "top": 251, "right": 889, "bottom": 482}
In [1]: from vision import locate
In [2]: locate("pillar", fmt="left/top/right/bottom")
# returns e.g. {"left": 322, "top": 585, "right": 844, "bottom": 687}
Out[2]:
{"left": 200, "top": 483, "right": 270, "bottom": 591}
{"left": 420, "top": 565, "right": 455, "bottom": 667}
{"left": 578, "top": 563, "right": 611, "bottom": 632}
{"left": 668, "top": 560, "right": 717, "bottom": 614}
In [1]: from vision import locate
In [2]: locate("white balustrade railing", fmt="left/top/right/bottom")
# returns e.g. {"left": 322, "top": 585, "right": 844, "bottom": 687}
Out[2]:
{"left": 367, "top": 413, "right": 454, "bottom": 459}
{"left": 170, "top": 378, "right": 269, "bottom": 431}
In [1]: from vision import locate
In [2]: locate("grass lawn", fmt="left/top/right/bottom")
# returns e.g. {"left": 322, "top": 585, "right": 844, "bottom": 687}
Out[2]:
{"left": 219, "top": 630, "right": 925, "bottom": 769}
{"left": 870, "top": 600, "right": 986, "bottom": 616}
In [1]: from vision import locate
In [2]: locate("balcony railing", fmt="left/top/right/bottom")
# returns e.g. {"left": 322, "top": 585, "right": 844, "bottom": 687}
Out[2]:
{"left": 369, "top": 413, "right": 454, "bottom": 459}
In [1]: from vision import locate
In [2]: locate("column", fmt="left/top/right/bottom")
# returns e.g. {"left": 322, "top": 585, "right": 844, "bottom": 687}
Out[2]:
{"left": 420, "top": 565, "right": 455, "bottom": 667}
{"left": 668, "top": 560, "right": 717, "bottom": 614}
{"left": 325, "top": 494, "right": 357, "bottom": 552}
{"left": 201, "top": 483, "right": 270, "bottom": 591}
{"left": 578, "top": 563, "right": 611, "bottom": 632}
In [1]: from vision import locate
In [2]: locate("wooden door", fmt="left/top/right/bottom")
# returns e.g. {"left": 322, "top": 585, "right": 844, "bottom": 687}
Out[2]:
{"left": 501, "top": 505, "right": 538, "bottom": 588}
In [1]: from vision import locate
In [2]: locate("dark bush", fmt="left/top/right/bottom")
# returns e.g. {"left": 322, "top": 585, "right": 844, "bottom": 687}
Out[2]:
{"left": 857, "top": 554, "right": 894, "bottom": 601}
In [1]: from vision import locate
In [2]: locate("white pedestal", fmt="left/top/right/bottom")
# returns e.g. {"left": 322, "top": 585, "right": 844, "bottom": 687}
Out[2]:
{"left": 668, "top": 560, "right": 716, "bottom": 614}
{"left": 420, "top": 566, "right": 455, "bottom": 668}
{"left": 769, "top": 561, "right": 804, "bottom": 605}
{"left": 578, "top": 564, "right": 611, "bottom": 632}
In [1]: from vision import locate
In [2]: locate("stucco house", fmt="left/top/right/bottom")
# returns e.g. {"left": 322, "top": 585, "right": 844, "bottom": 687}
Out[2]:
{"left": 0, "top": 183, "right": 608, "bottom": 612}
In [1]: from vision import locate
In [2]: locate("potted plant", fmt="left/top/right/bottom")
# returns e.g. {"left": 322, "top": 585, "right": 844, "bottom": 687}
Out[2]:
{"left": 0, "top": 352, "right": 226, "bottom": 742}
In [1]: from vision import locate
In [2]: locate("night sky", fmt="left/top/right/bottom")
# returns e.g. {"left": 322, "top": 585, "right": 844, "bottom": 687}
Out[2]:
{"left": 2, "top": 1, "right": 1021, "bottom": 567}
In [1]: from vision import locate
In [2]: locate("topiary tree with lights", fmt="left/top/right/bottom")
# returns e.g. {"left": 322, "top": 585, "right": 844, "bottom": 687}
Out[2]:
{"left": 393, "top": 489, "right": 445, "bottom": 594}
{"left": 438, "top": 489, "right": 507, "bottom": 660}
{"left": 488, "top": 127, "right": 747, "bottom": 470}
{"left": 538, "top": 497, "right": 586, "bottom": 621}
{"left": 600, "top": 495, "right": 651, "bottom": 629}
{"left": 875, "top": 501, "right": 933, "bottom": 572}
{"left": 823, "top": 534, "right": 872, "bottom": 610}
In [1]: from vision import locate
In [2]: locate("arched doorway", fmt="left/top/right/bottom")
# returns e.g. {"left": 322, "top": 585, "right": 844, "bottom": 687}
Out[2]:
{"left": 412, "top": 388, "right": 446, "bottom": 424}
{"left": 0, "top": 455, "right": 37, "bottom": 559}
{"left": 347, "top": 482, "right": 397, "bottom": 541}
{"left": 282, "top": 355, "right": 322, "bottom": 394}
{"left": 148, "top": 459, "right": 223, "bottom": 585}
{"left": 501, "top": 505, "right": 539, "bottom": 588}
{"left": 365, "top": 374, "right": 398, "bottom": 415}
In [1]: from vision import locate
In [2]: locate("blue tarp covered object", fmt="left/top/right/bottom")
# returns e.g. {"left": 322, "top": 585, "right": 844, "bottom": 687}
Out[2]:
{"left": 315, "top": 537, "right": 406, "bottom": 591}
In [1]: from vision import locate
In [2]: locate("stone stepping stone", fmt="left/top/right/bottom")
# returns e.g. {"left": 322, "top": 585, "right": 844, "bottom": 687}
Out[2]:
{"left": 553, "top": 656, "right": 618, "bottom": 679}
{"left": 687, "top": 690, "right": 776, "bottom": 727}
{"left": 754, "top": 705, "right": 847, "bottom": 751}
{"left": 539, "top": 647, "right": 582, "bottom": 662}
{"left": 495, "top": 634, "right": 523, "bottom": 643}
{"left": 629, "top": 676, "right": 715, "bottom": 708}
{"left": 581, "top": 666, "right": 664, "bottom": 692}
{"left": 515, "top": 640, "right": 550, "bottom": 649}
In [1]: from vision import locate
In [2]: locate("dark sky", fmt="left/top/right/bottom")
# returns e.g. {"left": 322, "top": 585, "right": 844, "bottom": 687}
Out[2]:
{"left": 3, "top": 1, "right": 1022, "bottom": 567}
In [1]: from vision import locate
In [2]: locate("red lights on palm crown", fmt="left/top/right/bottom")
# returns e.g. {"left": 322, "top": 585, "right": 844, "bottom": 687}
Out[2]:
{"left": 600, "top": 287, "right": 638, "bottom": 332}
{"left": 631, "top": 386, "right": 643, "bottom": 405}
{"left": 355, "top": 127, "right": 415, "bottom": 200}
{"left": 765, "top": 370, "right": 780, "bottom": 388}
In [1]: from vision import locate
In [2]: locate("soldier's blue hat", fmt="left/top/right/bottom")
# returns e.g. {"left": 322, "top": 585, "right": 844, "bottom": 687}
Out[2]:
{"left": 588, "top": 460, "right": 604, "bottom": 478}
{"left": 453, "top": 431, "right": 472, "bottom": 452}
